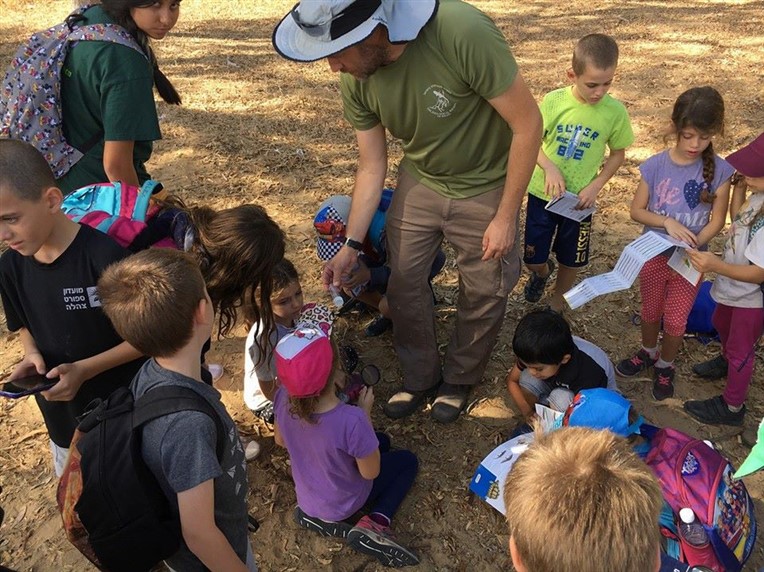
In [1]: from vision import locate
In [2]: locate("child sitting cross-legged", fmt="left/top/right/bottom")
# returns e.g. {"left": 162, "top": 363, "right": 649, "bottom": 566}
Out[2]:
{"left": 273, "top": 324, "right": 419, "bottom": 568}
{"left": 506, "top": 309, "right": 617, "bottom": 423}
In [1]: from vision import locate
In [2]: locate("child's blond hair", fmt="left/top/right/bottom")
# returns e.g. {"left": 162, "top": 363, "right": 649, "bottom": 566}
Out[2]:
{"left": 504, "top": 427, "right": 662, "bottom": 572}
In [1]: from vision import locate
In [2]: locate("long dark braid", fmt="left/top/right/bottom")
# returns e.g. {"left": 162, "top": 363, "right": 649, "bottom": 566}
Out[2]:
{"left": 700, "top": 141, "right": 716, "bottom": 203}
{"left": 100, "top": 1, "right": 181, "bottom": 105}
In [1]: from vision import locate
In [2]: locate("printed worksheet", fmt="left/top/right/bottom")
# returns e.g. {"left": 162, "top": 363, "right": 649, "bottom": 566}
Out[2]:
{"left": 564, "top": 232, "right": 692, "bottom": 309}
{"left": 545, "top": 191, "right": 596, "bottom": 222}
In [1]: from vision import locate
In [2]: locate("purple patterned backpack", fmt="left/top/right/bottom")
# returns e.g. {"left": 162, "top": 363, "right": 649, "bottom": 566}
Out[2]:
{"left": 0, "top": 5, "right": 144, "bottom": 178}
{"left": 646, "top": 428, "right": 757, "bottom": 571}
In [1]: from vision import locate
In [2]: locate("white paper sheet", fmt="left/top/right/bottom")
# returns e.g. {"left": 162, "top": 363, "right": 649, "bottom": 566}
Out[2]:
{"left": 564, "top": 231, "right": 694, "bottom": 309}
{"left": 545, "top": 191, "right": 596, "bottom": 222}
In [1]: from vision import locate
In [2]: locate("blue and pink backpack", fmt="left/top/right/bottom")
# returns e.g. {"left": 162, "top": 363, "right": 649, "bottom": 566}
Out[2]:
{"left": 646, "top": 427, "right": 757, "bottom": 571}
{"left": 61, "top": 180, "right": 176, "bottom": 251}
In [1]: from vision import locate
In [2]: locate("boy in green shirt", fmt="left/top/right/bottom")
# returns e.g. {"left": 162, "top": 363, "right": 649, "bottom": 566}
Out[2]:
{"left": 523, "top": 34, "right": 634, "bottom": 312}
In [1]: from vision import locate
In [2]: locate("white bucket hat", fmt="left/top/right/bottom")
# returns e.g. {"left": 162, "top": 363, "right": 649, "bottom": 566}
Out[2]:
{"left": 273, "top": 0, "right": 438, "bottom": 63}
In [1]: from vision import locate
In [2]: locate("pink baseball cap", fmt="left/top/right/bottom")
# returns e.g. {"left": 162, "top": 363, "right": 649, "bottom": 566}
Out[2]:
{"left": 275, "top": 325, "right": 333, "bottom": 398}
{"left": 726, "top": 132, "right": 764, "bottom": 178}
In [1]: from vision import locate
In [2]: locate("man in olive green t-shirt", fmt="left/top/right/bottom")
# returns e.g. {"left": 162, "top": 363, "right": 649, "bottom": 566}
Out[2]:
{"left": 273, "top": 0, "right": 542, "bottom": 423}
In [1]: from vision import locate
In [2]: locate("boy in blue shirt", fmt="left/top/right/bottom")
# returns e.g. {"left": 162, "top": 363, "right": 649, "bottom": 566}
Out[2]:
{"left": 523, "top": 34, "right": 634, "bottom": 312}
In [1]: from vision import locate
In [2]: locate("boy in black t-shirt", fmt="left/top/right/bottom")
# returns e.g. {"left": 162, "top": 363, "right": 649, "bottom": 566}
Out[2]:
{"left": 505, "top": 309, "right": 617, "bottom": 421}
{"left": 0, "top": 140, "right": 144, "bottom": 475}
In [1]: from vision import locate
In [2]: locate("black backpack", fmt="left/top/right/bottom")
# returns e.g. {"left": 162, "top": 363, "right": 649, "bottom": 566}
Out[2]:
{"left": 57, "top": 385, "right": 225, "bottom": 572}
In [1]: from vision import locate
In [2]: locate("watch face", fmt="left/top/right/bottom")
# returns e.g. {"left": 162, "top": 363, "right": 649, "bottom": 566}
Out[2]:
{"left": 689, "top": 567, "right": 715, "bottom": 572}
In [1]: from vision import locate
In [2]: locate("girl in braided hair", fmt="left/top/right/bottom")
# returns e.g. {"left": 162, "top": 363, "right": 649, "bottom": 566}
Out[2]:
{"left": 57, "top": 0, "right": 182, "bottom": 193}
{"left": 616, "top": 86, "right": 732, "bottom": 401}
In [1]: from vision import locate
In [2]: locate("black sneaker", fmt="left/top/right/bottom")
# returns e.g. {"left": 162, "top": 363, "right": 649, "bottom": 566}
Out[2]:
{"left": 616, "top": 349, "right": 657, "bottom": 377}
{"left": 692, "top": 355, "right": 728, "bottom": 380}
{"left": 652, "top": 365, "right": 675, "bottom": 400}
{"left": 365, "top": 315, "right": 392, "bottom": 337}
{"left": 347, "top": 515, "right": 419, "bottom": 567}
{"left": 293, "top": 506, "right": 353, "bottom": 538}
{"left": 523, "top": 259, "right": 555, "bottom": 303}
{"left": 684, "top": 395, "right": 745, "bottom": 426}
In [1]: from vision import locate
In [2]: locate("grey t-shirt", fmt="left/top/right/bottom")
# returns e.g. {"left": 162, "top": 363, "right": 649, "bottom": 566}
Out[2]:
{"left": 132, "top": 359, "right": 249, "bottom": 571}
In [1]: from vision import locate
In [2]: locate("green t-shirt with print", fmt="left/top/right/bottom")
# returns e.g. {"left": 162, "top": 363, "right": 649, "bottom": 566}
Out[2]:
{"left": 58, "top": 5, "right": 161, "bottom": 194}
{"left": 341, "top": 0, "right": 517, "bottom": 199}
{"left": 527, "top": 86, "right": 633, "bottom": 199}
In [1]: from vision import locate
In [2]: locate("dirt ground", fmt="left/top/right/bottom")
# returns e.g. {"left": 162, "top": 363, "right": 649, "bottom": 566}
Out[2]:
{"left": 1, "top": 0, "right": 764, "bottom": 570}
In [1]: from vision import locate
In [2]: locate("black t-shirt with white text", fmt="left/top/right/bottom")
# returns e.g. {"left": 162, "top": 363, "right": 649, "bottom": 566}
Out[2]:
{"left": 0, "top": 225, "right": 145, "bottom": 446}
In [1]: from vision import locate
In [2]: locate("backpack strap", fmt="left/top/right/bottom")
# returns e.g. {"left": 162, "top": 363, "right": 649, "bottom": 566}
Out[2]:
{"left": 133, "top": 386, "right": 227, "bottom": 461}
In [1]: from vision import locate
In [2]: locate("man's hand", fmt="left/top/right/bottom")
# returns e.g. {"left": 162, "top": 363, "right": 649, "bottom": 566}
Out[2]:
{"left": 343, "top": 259, "right": 371, "bottom": 289}
{"left": 482, "top": 215, "right": 516, "bottom": 261}
{"left": 576, "top": 182, "right": 601, "bottom": 209}
{"left": 543, "top": 164, "right": 566, "bottom": 199}
{"left": 686, "top": 249, "right": 720, "bottom": 273}
{"left": 322, "top": 246, "right": 358, "bottom": 289}
{"left": 41, "top": 361, "right": 90, "bottom": 401}
{"left": 9, "top": 352, "right": 46, "bottom": 380}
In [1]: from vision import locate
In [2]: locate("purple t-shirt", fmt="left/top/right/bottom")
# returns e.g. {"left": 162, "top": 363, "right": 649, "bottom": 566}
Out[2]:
{"left": 274, "top": 386, "right": 378, "bottom": 521}
{"left": 640, "top": 150, "right": 734, "bottom": 236}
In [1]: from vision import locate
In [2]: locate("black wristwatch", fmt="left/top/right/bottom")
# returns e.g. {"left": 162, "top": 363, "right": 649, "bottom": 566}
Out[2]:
{"left": 344, "top": 237, "right": 363, "bottom": 251}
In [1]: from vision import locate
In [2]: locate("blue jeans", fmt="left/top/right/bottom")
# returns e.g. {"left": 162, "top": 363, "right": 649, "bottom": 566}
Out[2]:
{"left": 365, "top": 433, "right": 418, "bottom": 521}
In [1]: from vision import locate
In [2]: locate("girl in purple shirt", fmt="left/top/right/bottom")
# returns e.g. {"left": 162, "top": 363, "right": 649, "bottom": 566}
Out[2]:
{"left": 272, "top": 325, "right": 419, "bottom": 567}
{"left": 616, "top": 87, "right": 732, "bottom": 401}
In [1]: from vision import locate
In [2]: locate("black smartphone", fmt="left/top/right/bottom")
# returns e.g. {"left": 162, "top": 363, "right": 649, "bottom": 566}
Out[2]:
{"left": 0, "top": 373, "right": 59, "bottom": 399}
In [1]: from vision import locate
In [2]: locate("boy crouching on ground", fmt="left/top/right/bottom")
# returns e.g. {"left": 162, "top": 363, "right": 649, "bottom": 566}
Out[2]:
{"left": 506, "top": 309, "right": 617, "bottom": 422}
{"left": 98, "top": 249, "right": 255, "bottom": 571}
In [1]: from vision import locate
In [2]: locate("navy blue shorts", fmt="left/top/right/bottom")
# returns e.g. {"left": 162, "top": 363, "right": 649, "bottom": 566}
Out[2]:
{"left": 523, "top": 194, "right": 592, "bottom": 268}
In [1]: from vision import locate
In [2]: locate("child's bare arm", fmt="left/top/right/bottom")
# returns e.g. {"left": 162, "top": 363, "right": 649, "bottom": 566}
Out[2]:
{"left": 695, "top": 179, "right": 731, "bottom": 247}
{"left": 729, "top": 177, "right": 748, "bottom": 220}
{"left": 258, "top": 378, "right": 275, "bottom": 402}
{"left": 9, "top": 328, "right": 47, "bottom": 379}
{"left": 177, "top": 480, "right": 249, "bottom": 572}
{"left": 577, "top": 147, "right": 626, "bottom": 209}
{"left": 506, "top": 365, "right": 534, "bottom": 421}
{"left": 356, "top": 448, "right": 381, "bottom": 480}
{"left": 630, "top": 178, "right": 698, "bottom": 246}
{"left": 537, "top": 149, "right": 565, "bottom": 198}
{"left": 42, "top": 341, "right": 142, "bottom": 402}
{"left": 273, "top": 421, "right": 284, "bottom": 447}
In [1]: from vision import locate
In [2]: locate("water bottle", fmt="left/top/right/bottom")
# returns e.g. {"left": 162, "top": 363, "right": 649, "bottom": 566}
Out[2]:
{"left": 328, "top": 284, "right": 344, "bottom": 308}
{"left": 677, "top": 508, "right": 720, "bottom": 571}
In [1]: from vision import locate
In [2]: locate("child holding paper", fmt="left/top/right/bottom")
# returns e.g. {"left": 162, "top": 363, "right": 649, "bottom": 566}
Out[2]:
{"left": 506, "top": 309, "right": 617, "bottom": 422}
{"left": 683, "top": 133, "right": 764, "bottom": 426}
{"left": 523, "top": 34, "right": 634, "bottom": 312}
{"left": 616, "top": 87, "right": 732, "bottom": 400}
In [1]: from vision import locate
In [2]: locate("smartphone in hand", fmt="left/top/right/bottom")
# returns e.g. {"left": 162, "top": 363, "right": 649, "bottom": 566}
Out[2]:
{"left": 0, "top": 373, "right": 59, "bottom": 399}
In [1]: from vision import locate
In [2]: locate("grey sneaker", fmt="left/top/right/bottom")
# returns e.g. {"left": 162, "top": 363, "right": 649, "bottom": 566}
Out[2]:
{"left": 383, "top": 385, "right": 438, "bottom": 419}
{"left": 616, "top": 349, "right": 657, "bottom": 377}
{"left": 652, "top": 365, "right": 675, "bottom": 400}
{"left": 293, "top": 506, "right": 353, "bottom": 538}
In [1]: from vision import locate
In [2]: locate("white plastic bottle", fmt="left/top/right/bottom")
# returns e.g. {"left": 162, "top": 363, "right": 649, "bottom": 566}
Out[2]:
{"left": 328, "top": 284, "right": 344, "bottom": 308}
{"left": 678, "top": 508, "right": 709, "bottom": 546}
{"left": 678, "top": 508, "right": 719, "bottom": 570}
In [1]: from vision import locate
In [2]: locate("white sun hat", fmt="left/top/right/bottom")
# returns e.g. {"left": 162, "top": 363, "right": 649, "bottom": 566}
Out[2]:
{"left": 272, "top": 0, "right": 438, "bottom": 63}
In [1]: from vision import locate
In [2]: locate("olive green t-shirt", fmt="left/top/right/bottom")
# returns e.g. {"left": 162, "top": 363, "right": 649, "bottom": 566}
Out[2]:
{"left": 58, "top": 5, "right": 161, "bottom": 194}
{"left": 341, "top": 0, "right": 517, "bottom": 199}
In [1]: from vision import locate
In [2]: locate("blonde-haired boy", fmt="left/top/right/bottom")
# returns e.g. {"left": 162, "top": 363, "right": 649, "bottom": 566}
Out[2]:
{"left": 504, "top": 427, "right": 663, "bottom": 572}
